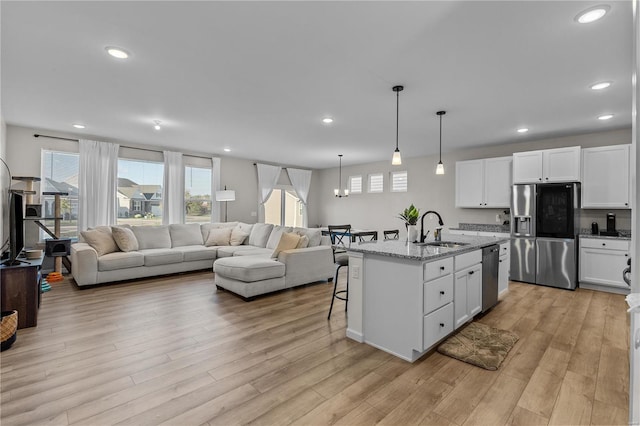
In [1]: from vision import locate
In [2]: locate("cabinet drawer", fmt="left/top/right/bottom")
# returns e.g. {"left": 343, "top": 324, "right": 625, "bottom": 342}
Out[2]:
{"left": 424, "top": 257, "right": 454, "bottom": 282}
{"left": 424, "top": 274, "right": 454, "bottom": 315}
{"left": 580, "top": 238, "right": 629, "bottom": 251}
{"left": 455, "top": 250, "right": 482, "bottom": 272}
{"left": 499, "top": 242, "right": 510, "bottom": 257}
{"left": 423, "top": 302, "right": 454, "bottom": 351}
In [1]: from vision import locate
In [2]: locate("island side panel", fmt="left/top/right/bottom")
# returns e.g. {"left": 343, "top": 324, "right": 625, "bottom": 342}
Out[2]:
{"left": 346, "top": 251, "right": 364, "bottom": 342}
{"left": 362, "top": 253, "right": 423, "bottom": 362}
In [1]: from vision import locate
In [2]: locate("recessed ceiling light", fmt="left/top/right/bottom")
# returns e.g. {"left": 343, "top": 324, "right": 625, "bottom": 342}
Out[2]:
{"left": 517, "top": 128, "right": 529, "bottom": 133}
{"left": 322, "top": 118, "right": 334, "bottom": 124}
{"left": 153, "top": 120, "right": 162, "bottom": 130}
{"left": 575, "top": 5, "right": 610, "bottom": 24}
{"left": 223, "top": 148, "right": 231, "bottom": 152}
{"left": 72, "top": 124, "right": 86, "bottom": 129}
{"left": 590, "top": 81, "right": 612, "bottom": 90}
{"left": 105, "top": 46, "right": 130, "bottom": 59}
{"left": 598, "top": 114, "right": 614, "bottom": 120}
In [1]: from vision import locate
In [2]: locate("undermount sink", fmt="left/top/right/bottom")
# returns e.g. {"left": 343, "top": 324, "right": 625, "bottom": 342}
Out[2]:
{"left": 413, "top": 241, "right": 470, "bottom": 249}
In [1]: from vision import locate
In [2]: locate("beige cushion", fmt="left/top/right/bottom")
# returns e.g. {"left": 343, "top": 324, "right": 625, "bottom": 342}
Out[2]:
{"left": 140, "top": 249, "right": 183, "bottom": 266}
{"left": 97, "top": 251, "right": 144, "bottom": 271}
{"left": 271, "top": 232, "right": 301, "bottom": 258}
{"left": 111, "top": 226, "right": 139, "bottom": 252}
{"left": 293, "top": 227, "right": 322, "bottom": 247}
{"left": 230, "top": 226, "right": 250, "bottom": 246}
{"left": 173, "top": 245, "right": 218, "bottom": 262}
{"left": 236, "top": 222, "right": 254, "bottom": 238}
{"left": 206, "top": 228, "right": 232, "bottom": 246}
{"left": 214, "top": 256, "right": 285, "bottom": 282}
{"left": 248, "top": 223, "right": 274, "bottom": 248}
{"left": 170, "top": 224, "right": 204, "bottom": 247}
{"left": 81, "top": 229, "right": 120, "bottom": 257}
{"left": 132, "top": 225, "right": 172, "bottom": 250}
{"left": 200, "top": 222, "right": 238, "bottom": 242}
{"left": 266, "top": 226, "right": 293, "bottom": 249}
{"left": 296, "top": 235, "right": 310, "bottom": 249}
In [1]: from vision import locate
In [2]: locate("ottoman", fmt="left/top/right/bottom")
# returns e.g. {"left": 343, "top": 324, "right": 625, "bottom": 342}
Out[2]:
{"left": 213, "top": 255, "right": 286, "bottom": 300}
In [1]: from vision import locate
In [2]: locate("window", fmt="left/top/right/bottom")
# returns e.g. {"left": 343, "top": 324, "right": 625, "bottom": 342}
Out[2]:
{"left": 348, "top": 176, "right": 362, "bottom": 194}
{"left": 185, "top": 166, "right": 212, "bottom": 223}
{"left": 391, "top": 171, "right": 408, "bottom": 192}
{"left": 41, "top": 150, "right": 79, "bottom": 239}
{"left": 117, "top": 159, "right": 164, "bottom": 226}
{"left": 368, "top": 173, "right": 384, "bottom": 193}
{"left": 264, "top": 188, "right": 303, "bottom": 227}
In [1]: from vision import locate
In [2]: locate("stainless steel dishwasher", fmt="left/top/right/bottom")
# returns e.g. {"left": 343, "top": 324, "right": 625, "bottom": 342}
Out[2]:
{"left": 482, "top": 245, "right": 500, "bottom": 312}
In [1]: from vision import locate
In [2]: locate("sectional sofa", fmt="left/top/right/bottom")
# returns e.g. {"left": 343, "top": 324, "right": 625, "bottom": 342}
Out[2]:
{"left": 71, "top": 222, "right": 335, "bottom": 299}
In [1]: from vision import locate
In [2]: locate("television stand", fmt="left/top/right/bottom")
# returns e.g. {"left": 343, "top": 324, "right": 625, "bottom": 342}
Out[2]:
{"left": 0, "top": 254, "right": 43, "bottom": 329}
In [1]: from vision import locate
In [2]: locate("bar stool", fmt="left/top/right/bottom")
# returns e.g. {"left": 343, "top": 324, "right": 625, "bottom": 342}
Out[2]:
{"left": 354, "top": 231, "right": 378, "bottom": 242}
{"left": 327, "top": 225, "right": 351, "bottom": 319}
{"left": 383, "top": 229, "right": 399, "bottom": 240}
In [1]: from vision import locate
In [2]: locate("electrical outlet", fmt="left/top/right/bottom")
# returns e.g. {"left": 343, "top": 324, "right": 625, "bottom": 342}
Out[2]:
{"left": 250, "top": 211, "right": 257, "bottom": 217}
{"left": 495, "top": 214, "right": 501, "bottom": 223}
{"left": 352, "top": 265, "right": 360, "bottom": 279}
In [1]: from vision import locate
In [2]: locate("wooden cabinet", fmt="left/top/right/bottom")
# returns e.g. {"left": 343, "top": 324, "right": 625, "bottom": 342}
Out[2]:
{"left": 582, "top": 145, "right": 631, "bottom": 208}
{"left": 455, "top": 156, "right": 512, "bottom": 208}
{"left": 579, "top": 237, "right": 630, "bottom": 293}
{"left": 1, "top": 257, "right": 43, "bottom": 329}
{"left": 513, "top": 146, "right": 581, "bottom": 183}
{"left": 454, "top": 250, "right": 482, "bottom": 329}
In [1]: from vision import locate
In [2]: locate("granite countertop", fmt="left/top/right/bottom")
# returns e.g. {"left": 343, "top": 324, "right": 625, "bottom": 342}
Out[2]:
{"left": 344, "top": 234, "right": 510, "bottom": 261}
{"left": 579, "top": 233, "right": 631, "bottom": 241}
{"left": 450, "top": 223, "right": 511, "bottom": 233}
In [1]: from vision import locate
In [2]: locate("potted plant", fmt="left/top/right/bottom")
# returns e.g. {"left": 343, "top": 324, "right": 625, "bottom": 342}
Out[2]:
{"left": 398, "top": 204, "right": 420, "bottom": 242}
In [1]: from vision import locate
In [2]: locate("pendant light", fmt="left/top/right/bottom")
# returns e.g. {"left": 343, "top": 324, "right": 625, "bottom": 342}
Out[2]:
{"left": 391, "top": 85, "right": 404, "bottom": 165}
{"left": 334, "top": 154, "right": 349, "bottom": 197}
{"left": 435, "top": 111, "right": 446, "bottom": 175}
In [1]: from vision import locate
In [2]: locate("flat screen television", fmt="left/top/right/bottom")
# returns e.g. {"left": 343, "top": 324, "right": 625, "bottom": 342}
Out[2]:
{"left": 2, "top": 191, "right": 25, "bottom": 266}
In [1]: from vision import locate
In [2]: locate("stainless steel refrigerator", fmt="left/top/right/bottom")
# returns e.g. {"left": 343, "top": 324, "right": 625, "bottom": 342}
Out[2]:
{"left": 510, "top": 183, "right": 580, "bottom": 290}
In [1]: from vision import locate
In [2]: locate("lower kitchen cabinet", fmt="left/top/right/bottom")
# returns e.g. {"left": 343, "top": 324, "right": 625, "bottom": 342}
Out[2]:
{"left": 498, "top": 241, "right": 510, "bottom": 296}
{"left": 579, "top": 237, "right": 630, "bottom": 294}
{"left": 423, "top": 302, "right": 454, "bottom": 350}
{"left": 454, "top": 258, "right": 482, "bottom": 329}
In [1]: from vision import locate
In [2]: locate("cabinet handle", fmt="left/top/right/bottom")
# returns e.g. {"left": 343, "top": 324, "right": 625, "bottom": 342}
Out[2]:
{"left": 602, "top": 243, "right": 606, "bottom": 246}
{"left": 625, "top": 253, "right": 629, "bottom": 257}
{"left": 440, "top": 323, "right": 445, "bottom": 327}
{"left": 469, "top": 270, "right": 475, "bottom": 275}
{"left": 440, "top": 266, "right": 445, "bottom": 271}
{"left": 539, "top": 178, "right": 542, "bottom": 181}
{"left": 440, "top": 290, "right": 445, "bottom": 295}
{"left": 545, "top": 177, "right": 549, "bottom": 180}
{"left": 625, "top": 203, "right": 629, "bottom": 206}
{"left": 499, "top": 260, "right": 503, "bottom": 263}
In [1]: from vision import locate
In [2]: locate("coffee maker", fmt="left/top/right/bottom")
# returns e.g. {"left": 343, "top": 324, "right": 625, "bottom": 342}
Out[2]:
{"left": 601, "top": 212, "right": 618, "bottom": 236}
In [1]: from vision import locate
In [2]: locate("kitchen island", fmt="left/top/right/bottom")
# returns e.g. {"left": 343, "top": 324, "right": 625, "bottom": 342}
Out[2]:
{"left": 344, "top": 234, "right": 510, "bottom": 362}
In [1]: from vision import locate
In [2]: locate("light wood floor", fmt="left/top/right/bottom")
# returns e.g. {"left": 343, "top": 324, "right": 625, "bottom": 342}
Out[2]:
{"left": 0, "top": 270, "right": 630, "bottom": 425}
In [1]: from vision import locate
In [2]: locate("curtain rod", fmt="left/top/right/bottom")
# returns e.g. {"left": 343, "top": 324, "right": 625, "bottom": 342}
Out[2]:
{"left": 33, "top": 133, "right": 214, "bottom": 160}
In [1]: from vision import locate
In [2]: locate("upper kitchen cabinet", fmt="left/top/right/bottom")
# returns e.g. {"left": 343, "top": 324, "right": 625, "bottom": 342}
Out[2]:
{"left": 582, "top": 145, "right": 630, "bottom": 209}
{"left": 513, "top": 146, "right": 581, "bottom": 183}
{"left": 455, "top": 156, "right": 512, "bottom": 208}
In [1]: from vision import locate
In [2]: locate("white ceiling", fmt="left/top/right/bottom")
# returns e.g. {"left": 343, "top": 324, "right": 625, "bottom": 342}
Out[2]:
{"left": 1, "top": 1, "right": 633, "bottom": 169}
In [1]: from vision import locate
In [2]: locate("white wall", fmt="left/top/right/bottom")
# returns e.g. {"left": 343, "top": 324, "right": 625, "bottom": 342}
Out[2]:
{"left": 312, "top": 128, "right": 632, "bottom": 236}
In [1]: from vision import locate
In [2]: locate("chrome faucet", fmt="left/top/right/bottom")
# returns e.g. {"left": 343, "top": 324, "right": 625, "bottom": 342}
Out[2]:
{"left": 419, "top": 211, "right": 444, "bottom": 243}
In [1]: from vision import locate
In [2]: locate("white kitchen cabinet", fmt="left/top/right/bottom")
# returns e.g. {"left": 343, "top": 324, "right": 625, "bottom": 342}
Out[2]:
{"left": 579, "top": 237, "right": 630, "bottom": 294}
{"left": 581, "top": 145, "right": 631, "bottom": 208}
{"left": 513, "top": 146, "right": 581, "bottom": 183}
{"left": 455, "top": 156, "right": 512, "bottom": 208}
{"left": 454, "top": 250, "right": 482, "bottom": 329}
{"left": 448, "top": 229, "right": 479, "bottom": 236}
{"left": 498, "top": 241, "right": 510, "bottom": 297}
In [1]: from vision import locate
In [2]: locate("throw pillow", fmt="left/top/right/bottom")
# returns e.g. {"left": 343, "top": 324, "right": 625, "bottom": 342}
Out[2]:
{"left": 248, "top": 223, "right": 274, "bottom": 248}
{"left": 266, "top": 226, "right": 293, "bottom": 249}
{"left": 131, "top": 225, "right": 172, "bottom": 250}
{"left": 206, "top": 228, "right": 232, "bottom": 246}
{"left": 111, "top": 226, "right": 139, "bottom": 252}
{"left": 81, "top": 229, "right": 119, "bottom": 257}
{"left": 229, "top": 227, "right": 250, "bottom": 246}
{"left": 271, "top": 232, "right": 301, "bottom": 259}
{"left": 293, "top": 227, "right": 322, "bottom": 247}
{"left": 169, "top": 223, "right": 204, "bottom": 247}
{"left": 296, "top": 235, "right": 310, "bottom": 249}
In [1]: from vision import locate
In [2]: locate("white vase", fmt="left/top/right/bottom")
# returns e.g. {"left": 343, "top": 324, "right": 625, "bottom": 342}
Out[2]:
{"left": 407, "top": 225, "right": 418, "bottom": 242}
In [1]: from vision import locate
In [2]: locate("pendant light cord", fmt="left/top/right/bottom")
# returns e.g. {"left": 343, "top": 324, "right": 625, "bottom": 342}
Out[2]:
{"left": 395, "top": 90, "right": 400, "bottom": 150}
{"left": 439, "top": 114, "right": 442, "bottom": 162}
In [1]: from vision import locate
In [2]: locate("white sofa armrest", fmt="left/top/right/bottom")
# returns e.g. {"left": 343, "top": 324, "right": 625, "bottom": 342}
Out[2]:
{"left": 277, "top": 245, "right": 335, "bottom": 288}
{"left": 71, "top": 243, "right": 99, "bottom": 286}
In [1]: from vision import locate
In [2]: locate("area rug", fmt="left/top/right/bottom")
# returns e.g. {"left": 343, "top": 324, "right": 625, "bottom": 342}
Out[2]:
{"left": 437, "top": 322, "right": 519, "bottom": 371}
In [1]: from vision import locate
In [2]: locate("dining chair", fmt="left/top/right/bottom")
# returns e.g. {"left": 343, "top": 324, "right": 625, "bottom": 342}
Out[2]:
{"left": 355, "top": 231, "right": 378, "bottom": 242}
{"left": 327, "top": 224, "right": 351, "bottom": 319}
{"left": 383, "top": 229, "right": 400, "bottom": 240}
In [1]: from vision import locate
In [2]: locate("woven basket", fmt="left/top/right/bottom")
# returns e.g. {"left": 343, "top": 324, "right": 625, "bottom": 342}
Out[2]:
{"left": 1, "top": 310, "right": 18, "bottom": 351}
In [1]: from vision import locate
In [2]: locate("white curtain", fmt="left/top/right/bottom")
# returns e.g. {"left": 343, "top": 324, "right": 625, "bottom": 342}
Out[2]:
{"left": 211, "top": 157, "right": 221, "bottom": 222}
{"left": 162, "top": 150, "right": 184, "bottom": 225}
{"left": 78, "top": 139, "right": 119, "bottom": 231}
{"left": 256, "top": 163, "right": 282, "bottom": 222}
{"left": 286, "top": 168, "right": 312, "bottom": 227}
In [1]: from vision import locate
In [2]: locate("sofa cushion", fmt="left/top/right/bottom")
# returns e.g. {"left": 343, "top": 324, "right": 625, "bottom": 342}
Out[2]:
{"left": 216, "top": 246, "right": 261, "bottom": 258}
{"left": 230, "top": 226, "right": 250, "bottom": 246}
{"left": 296, "top": 235, "right": 310, "bottom": 249}
{"left": 271, "top": 232, "right": 301, "bottom": 258}
{"left": 170, "top": 223, "right": 204, "bottom": 247}
{"left": 111, "top": 226, "right": 139, "bottom": 252}
{"left": 248, "top": 223, "right": 274, "bottom": 248}
{"left": 81, "top": 229, "right": 120, "bottom": 257}
{"left": 200, "top": 222, "right": 238, "bottom": 242}
{"left": 266, "top": 226, "right": 293, "bottom": 249}
{"left": 139, "top": 248, "right": 183, "bottom": 266}
{"left": 132, "top": 226, "right": 172, "bottom": 250}
{"left": 205, "top": 228, "right": 232, "bottom": 246}
{"left": 98, "top": 251, "right": 145, "bottom": 271}
{"left": 293, "top": 227, "right": 322, "bottom": 247}
{"left": 233, "top": 247, "right": 273, "bottom": 257}
{"left": 214, "top": 256, "right": 285, "bottom": 282}
{"left": 236, "top": 222, "right": 254, "bottom": 239}
{"left": 173, "top": 245, "right": 218, "bottom": 262}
